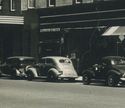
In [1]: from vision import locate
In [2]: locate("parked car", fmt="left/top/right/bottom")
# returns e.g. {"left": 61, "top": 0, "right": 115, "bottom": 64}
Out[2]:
{"left": 27, "top": 56, "right": 78, "bottom": 81}
{"left": 0, "top": 56, "right": 38, "bottom": 79}
{"left": 82, "top": 56, "right": 125, "bottom": 87}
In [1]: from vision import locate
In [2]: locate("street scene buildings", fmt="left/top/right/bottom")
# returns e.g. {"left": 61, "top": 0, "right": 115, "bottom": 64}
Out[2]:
{"left": 0, "top": 0, "right": 125, "bottom": 74}
{"left": 1, "top": 1, "right": 125, "bottom": 108}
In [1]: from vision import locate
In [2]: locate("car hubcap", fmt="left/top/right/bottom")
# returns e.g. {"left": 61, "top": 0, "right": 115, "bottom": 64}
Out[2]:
{"left": 83, "top": 75, "right": 89, "bottom": 82}
{"left": 108, "top": 76, "right": 114, "bottom": 86}
{"left": 109, "top": 78, "right": 113, "bottom": 84}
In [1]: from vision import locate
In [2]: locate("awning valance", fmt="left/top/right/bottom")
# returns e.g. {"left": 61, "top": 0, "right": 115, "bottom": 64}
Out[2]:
{"left": 102, "top": 26, "right": 125, "bottom": 36}
{"left": 0, "top": 16, "right": 24, "bottom": 25}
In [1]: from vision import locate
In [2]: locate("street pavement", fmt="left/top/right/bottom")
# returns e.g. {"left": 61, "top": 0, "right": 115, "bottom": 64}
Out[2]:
{"left": 0, "top": 77, "right": 125, "bottom": 108}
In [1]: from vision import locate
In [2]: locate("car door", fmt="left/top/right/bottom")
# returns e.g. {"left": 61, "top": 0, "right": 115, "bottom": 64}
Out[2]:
{"left": 95, "top": 61, "right": 108, "bottom": 79}
{"left": 2, "top": 59, "right": 14, "bottom": 75}
{"left": 38, "top": 58, "right": 46, "bottom": 76}
{"left": 44, "top": 58, "right": 56, "bottom": 74}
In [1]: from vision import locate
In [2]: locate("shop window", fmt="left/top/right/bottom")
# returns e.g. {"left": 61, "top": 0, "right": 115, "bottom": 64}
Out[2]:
{"left": 10, "top": 0, "right": 16, "bottom": 11}
{"left": 28, "top": 0, "right": 35, "bottom": 8}
{"left": 48, "top": 0, "right": 56, "bottom": 7}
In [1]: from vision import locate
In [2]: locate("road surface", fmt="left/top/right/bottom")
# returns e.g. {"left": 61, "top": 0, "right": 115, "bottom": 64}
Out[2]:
{"left": 0, "top": 77, "right": 125, "bottom": 108}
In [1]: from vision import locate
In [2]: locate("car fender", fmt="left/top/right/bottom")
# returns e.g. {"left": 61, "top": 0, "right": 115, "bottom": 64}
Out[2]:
{"left": 15, "top": 69, "right": 20, "bottom": 76}
{"left": 27, "top": 67, "right": 38, "bottom": 77}
{"left": 48, "top": 68, "right": 60, "bottom": 77}
{"left": 107, "top": 70, "right": 121, "bottom": 76}
{"left": 82, "top": 69, "right": 95, "bottom": 78}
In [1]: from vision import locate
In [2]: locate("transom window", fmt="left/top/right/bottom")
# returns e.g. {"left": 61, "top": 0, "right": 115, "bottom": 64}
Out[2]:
{"left": 28, "top": 0, "right": 35, "bottom": 8}
{"left": 10, "top": 0, "right": 16, "bottom": 11}
{"left": 48, "top": 0, "right": 56, "bottom": 7}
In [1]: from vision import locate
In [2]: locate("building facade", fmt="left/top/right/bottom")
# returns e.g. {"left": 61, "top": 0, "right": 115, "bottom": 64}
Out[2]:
{"left": 1, "top": 0, "right": 125, "bottom": 74}
{"left": 24, "top": 0, "right": 125, "bottom": 74}
{"left": 0, "top": 0, "right": 94, "bottom": 60}
{"left": 0, "top": 0, "right": 37, "bottom": 60}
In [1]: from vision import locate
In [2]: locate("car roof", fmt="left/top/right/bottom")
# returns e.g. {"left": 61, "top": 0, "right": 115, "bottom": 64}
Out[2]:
{"left": 102, "top": 56, "right": 125, "bottom": 60}
{"left": 41, "top": 56, "right": 69, "bottom": 60}
{"left": 7, "top": 56, "right": 35, "bottom": 60}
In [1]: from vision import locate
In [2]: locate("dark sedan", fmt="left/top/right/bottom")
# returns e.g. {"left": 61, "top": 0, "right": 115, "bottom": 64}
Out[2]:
{"left": 82, "top": 56, "right": 125, "bottom": 87}
{"left": 0, "top": 56, "right": 38, "bottom": 79}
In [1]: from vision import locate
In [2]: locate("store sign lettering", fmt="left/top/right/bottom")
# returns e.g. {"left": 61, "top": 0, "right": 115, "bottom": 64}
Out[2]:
{"left": 40, "top": 28, "right": 60, "bottom": 32}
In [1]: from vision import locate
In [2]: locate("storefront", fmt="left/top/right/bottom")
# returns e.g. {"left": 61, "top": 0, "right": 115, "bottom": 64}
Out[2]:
{"left": 25, "top": 0, "right": 125, "bottom": 74}
{"left": 0, "top": 15, "right": 24, "bottom": 61}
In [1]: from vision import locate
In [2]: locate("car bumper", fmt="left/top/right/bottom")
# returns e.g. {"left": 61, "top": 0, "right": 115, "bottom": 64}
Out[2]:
{"left": 119, "top": 78, "right": 125, "bottom": 85}
{"left": 120, "top": 78, "right": 125, "bottom": 81}
{"left": 58, "top": 74, "right": 78, "bottom": 78}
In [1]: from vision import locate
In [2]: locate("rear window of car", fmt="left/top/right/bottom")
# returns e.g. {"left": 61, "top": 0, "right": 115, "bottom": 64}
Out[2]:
{"left": 59, "top": 59, "right": 71, "bottom": 64}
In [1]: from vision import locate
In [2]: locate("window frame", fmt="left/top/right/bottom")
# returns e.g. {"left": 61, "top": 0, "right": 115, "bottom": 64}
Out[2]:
{"left": 48, "top": 0, "right": 56, "bottom": 7}
{"left": 10, "top": 0, "right": 16, "bottom": 11}
{"left": 75, "top": 0, "right": 82, "bottom": 4}
{"left": 28, "top": 0, "right": 35, "bottom": 9}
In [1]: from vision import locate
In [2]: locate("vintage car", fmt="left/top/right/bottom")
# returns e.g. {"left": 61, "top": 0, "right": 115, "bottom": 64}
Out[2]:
{"left": 82, "top": 56, "right": 125, "bottom": 87}
{"left": 27, "top": 56, "right": 78, "bottom": 81}
{"left": 0, "top": 56, "right": 38, "bottom": 79}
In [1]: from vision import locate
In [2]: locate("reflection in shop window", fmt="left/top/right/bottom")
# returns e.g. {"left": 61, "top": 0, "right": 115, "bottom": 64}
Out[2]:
{"left": 28, "top": 0, "right": 35, "bottom": 8}
{"left": 10, "top": 0, "right": 16, "bottom": 11}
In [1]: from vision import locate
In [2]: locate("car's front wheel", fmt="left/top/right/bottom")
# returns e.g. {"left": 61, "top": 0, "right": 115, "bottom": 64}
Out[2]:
{"left": 82, "top": 74, "right": 91, "bottom": 85}
{"left": 27, "top": 71, "right": 35, "bottom": 81}
{"left": 107, "top": 74, "right": 119, "bottom": 87}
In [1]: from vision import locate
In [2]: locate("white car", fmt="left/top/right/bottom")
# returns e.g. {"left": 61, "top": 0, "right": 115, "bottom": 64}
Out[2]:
{"left": 28, "top": 56, "right": 78, "bottom": 81}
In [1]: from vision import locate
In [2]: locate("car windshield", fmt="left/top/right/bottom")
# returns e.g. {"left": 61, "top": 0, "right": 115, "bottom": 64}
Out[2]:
{"left": 111, "top": 58, "right": 125, "bottom": 65}
{"left": 59, "top": 59, "right": 71, "bottom": 64}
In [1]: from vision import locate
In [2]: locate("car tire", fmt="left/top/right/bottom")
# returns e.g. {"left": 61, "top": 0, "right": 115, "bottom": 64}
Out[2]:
{"left": 47, "top": 72, "right": 58, "bottom": 82}
{"left": 0, "top": 72, "right": 2, "bottom": 77}
{"left": 27, "top": 71, "right": 34, "bottom": 81}
{"left": 107, "top": 74, "right": 119, "bottom": 87}
{"left": 82, "top": 74, "right": 91, "bottom": 85}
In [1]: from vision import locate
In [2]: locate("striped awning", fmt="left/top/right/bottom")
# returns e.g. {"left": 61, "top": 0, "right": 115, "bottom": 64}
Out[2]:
{"left": 102, "top": 26, "right": 125, "bottom": 36}
{"left": 0, "top": 16, "right": 24, "bottom": 25}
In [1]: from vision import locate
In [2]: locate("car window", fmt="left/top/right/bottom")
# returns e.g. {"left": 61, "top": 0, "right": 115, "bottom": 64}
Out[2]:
{"left": 21, "top": 59, "right": 35, "bottom": 65}
{"left": 6, "top": 58, "right": 19, "bottom": 65}
{"left": 46, "top": 58, "right": 55, "bottom": 65}
{"left": 59, "top": 59, "right": 71, "bottom": 64}
{"left": 102, "top": 59, "right": 111, "bottom": 66}
{"left": 40, "top": 59, "right": 46, "bottom": 63}
{"left": 111, "top": 59, "right": 125, "bottom": 65}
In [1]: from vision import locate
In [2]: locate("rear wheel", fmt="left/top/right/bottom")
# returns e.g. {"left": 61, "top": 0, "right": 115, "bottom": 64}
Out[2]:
{"left": 107, "top": 74, "right": 119, "bottom": 87}
{"left": 47, "top": 73, "right": 58, "bottom": 82}
{"left": 82, "top": 74, "right": 91, "bottom": 85}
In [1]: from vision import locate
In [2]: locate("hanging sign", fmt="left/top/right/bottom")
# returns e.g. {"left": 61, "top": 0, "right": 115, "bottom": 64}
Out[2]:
{"left": 119, "top": 35, "right": 125, "bottom": 42}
